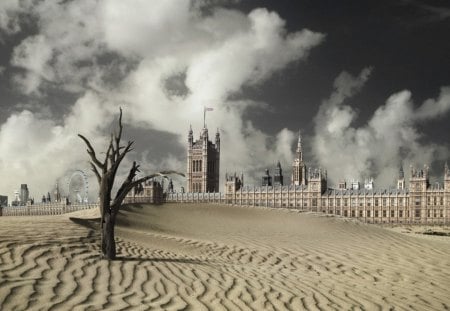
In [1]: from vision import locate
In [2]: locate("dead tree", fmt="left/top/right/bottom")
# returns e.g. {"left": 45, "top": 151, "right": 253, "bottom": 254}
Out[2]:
{"left": 78, "top": 108, "right": 183, "bottom": 260}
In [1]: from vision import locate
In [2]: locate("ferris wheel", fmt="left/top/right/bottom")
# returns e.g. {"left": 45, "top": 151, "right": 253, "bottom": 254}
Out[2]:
{"left": 67, "top": 170, "right": 89, "bottom": 204}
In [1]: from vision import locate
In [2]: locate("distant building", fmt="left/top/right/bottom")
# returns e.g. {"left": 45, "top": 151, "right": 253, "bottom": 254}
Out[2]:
{"left": 0, "top": 195, "right": 7, "bottom": 207}
{"left": 124, "top": 180, "right": 164, "bottom": 204}
{"left": 187, "top": 125, "right": 220, "bottom": 193}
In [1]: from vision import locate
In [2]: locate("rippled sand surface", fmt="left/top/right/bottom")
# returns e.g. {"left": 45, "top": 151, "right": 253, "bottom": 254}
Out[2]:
{"left": 1, "top": 204, "right": 450, "bottom": 310}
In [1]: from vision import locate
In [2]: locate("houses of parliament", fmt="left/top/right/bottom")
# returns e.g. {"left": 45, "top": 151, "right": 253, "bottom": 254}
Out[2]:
{"left": 134, "top": 124, "right": 450, "bottom": 224}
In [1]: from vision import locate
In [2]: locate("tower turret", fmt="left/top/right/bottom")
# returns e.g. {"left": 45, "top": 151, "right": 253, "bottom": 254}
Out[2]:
{"left": 291, "top": 131, "right": 307, "bottom": 186}
{"left": 409, "top": 164, "right": 430, "bottom": 192}
{"left": 397, "top": 164, "right": 405, "bottom": 190}
{"left": 308, "top": 167, "right": 327, "bottom": 194}
{"left": 188, "top": 125, "right": 193, "bottom": 148}
{"left": 54, "top": 182, "right": 61, "bottom": 202}
{"left": 262, "top": 169, "right": 272, "bottom": 186}
{"left": 273, "top": 161, "right": 284, "bottom": 186}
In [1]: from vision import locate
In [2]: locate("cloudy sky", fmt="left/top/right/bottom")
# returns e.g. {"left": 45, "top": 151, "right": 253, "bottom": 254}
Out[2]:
{"left": 0, "top": 0, "right": 449, "bottom": 200}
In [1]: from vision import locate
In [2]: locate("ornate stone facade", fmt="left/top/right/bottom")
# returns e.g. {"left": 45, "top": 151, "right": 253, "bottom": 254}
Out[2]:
{"left": 223, "top": 133, "right": 450, "bottom": 224}
{"left": 187, "top": 125, "right": 220, "bottom": 193}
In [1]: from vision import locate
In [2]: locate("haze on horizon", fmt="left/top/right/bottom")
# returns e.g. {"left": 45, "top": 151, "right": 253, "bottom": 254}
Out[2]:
{"left": 0, "top": 0, "right": 449, "bottom": 200}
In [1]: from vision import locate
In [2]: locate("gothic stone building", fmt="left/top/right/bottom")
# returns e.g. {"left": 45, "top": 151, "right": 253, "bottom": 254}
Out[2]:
{"left": 187, "top": 125, "right": 220, "bottom": 193}
{"left": 224, "top": 133, "right": 450, "bottom": 224}
{"left": 137, "top": 129, "right": 450, "bottom": 225}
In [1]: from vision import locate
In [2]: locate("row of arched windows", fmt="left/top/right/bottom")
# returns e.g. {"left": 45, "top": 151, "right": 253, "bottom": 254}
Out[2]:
{"left": 192, "top": 160, "right": 202, "bottom": 172}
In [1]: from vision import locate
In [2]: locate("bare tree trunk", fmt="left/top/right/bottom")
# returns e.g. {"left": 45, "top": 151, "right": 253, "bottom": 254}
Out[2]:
{"left": 102, "top": 212, "right": 116, "bottom": 260}
{"left": 79, "top": 108, "right": 183, "bottom": 261}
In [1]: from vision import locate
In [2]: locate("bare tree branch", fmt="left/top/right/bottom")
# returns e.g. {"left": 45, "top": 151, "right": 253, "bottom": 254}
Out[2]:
{"left": 90, "top": 162, "right": 101, "bottom": 184}
{"left": 116, "top": 107, "right": 123, "bottom": 150}
{"left": 103, "top": 135, "right": 114, "bottom": 170}
{"left": 78, "top": 134, "right": 104, "bottom": 169}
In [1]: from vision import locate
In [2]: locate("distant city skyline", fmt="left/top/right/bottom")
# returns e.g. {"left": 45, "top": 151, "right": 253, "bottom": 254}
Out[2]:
{"left": 0, "top": 0, "right": 449, "bottom": 198}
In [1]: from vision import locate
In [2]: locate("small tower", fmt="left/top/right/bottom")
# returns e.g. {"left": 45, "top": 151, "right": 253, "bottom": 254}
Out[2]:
{"left": 54, "top": 182, "right": 61, "bottom": 202}
{"left": 167, "top": 179, "right": 174, "bottom": 193}
{"left": 308, "top": 167, "right": 327, "bottom": 194}
{"left": 350, "top": 179, "right": 360, "bottom": 190}
{"left": 409, "top": 164, "right": 430, "bottom": 192}
{"left": 397, "top": 165, "right": 406, "bottom": 190}
{"left": 262, "top": 169, "right": 272, "bottom": 186}
{"left": 364, "top": 178, "right": 374, "bottom": 190}
{"left": 225, "top": 172, "right": 244, "bottom": 204}
{"left": 291, "top": 131, "right": 307, "bottom": 186}
{"left": 273, "top": 161, "right": 284, "bottom": 186}
{"left": 225, "top": 172, "right": 243, "bottom": 193}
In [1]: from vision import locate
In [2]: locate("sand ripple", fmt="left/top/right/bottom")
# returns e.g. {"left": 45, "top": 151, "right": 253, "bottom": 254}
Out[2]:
{"left": 1, "top": 205, "right": 450, "bottom": 310}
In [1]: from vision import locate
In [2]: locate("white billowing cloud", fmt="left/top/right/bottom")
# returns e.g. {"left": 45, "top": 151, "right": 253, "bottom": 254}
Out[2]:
{"left": 11, "top": 35, "right": 54, "bottom": 94}
{"left": 10, "top": 0, "right": 104, "bottom": 94}
{"left": 415, "top": 87, "right": 450, "bottom": 120}
{"left": 313, "top": 68, "right": 450, "bottom": 188}
{"left": 0, "top": 0, "right": 22, "bottom": 37}
{"left": 0, "top": 1, "right": 324, "bottom": 198}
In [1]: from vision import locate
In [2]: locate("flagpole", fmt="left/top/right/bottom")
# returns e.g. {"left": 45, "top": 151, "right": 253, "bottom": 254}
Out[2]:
{"left": 203, "top": 106, "right": 213, "bottom": 129}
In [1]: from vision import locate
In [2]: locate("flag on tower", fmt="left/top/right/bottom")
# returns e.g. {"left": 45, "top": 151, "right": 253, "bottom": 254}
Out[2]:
{"left": 203, "top": 107, "right": 214, "bottom": 127}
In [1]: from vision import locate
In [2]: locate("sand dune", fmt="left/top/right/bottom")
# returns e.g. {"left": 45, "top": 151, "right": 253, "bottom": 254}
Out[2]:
{"left": 1, "top": 204, "right": 450, "bottom": 310}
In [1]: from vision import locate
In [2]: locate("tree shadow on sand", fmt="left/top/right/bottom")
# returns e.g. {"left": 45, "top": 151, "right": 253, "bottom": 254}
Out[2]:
{"left": 69, "top": 217, "right": 100, "bottom": 230}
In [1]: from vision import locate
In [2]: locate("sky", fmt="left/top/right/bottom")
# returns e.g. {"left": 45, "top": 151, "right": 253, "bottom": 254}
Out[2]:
{"left": 0, "top": 0, "right": 449, "bottom": 200}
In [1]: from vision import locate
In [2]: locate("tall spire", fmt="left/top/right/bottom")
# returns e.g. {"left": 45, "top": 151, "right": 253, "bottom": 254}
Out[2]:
{"left": 188, "top": 124, "right": 193, "bottom": 147}
{"left": 399, "top": 164, "right": 404, "bottom": 179}
{"left": 296, "top": 130, "right": 303, "bottom": 161}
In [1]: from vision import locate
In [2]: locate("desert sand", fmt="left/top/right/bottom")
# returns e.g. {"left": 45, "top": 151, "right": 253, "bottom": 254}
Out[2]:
{"left": 1, "top": 203, "right": 450, "bottom": 310}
